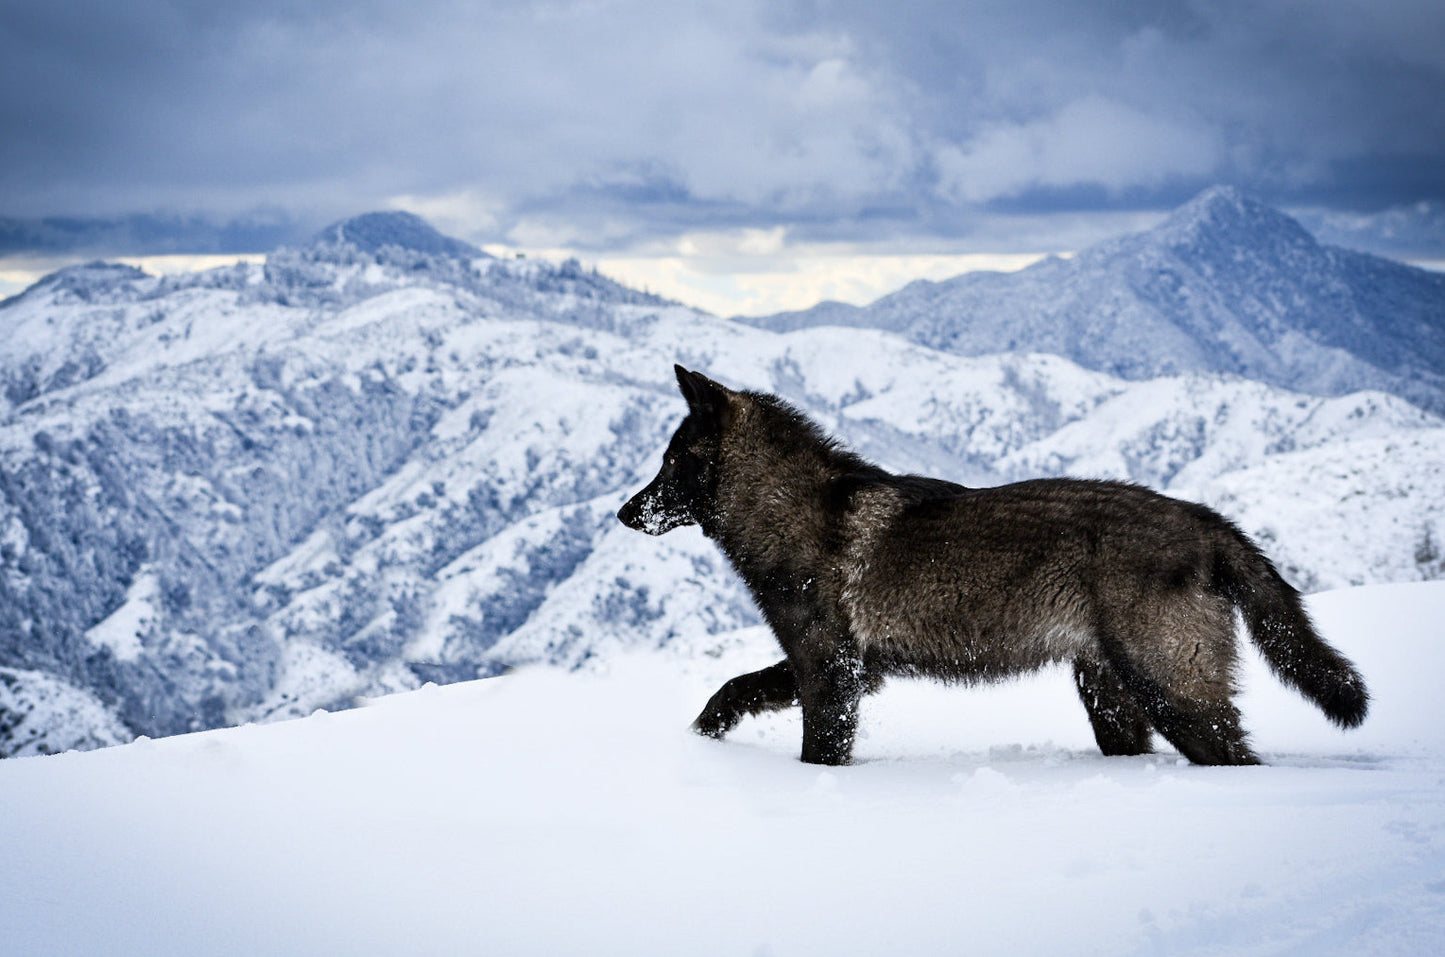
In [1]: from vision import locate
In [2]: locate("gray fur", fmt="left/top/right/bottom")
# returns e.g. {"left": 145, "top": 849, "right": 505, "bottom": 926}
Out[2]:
{"left": 618, "top": 366, "right": 1369, "bottom": 766}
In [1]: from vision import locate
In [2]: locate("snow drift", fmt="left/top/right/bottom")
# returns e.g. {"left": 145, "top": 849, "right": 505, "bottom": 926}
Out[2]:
{"left": 1, "top": 582, "right": 1441, "bottom": 956}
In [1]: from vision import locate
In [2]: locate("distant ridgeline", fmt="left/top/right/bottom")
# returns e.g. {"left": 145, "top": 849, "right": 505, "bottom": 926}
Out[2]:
{"left": 748, "top": 187, "right": 1445, "bottom": 416}
{"left": 0, "top": 197, "right": 1442, "bottom": 756}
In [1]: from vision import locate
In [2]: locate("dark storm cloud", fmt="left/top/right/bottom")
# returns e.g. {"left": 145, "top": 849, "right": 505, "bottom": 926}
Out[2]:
{"left": 2, "top": 0, "right": 1443, "bottom": 252}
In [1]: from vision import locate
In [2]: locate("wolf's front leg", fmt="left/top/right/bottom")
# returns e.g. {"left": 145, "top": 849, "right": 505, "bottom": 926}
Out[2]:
{"left": 797, "top": 652, "right": 866, "bottom": 766}
{"left": 692, "top": 659, "right": 799, "bottom": 739}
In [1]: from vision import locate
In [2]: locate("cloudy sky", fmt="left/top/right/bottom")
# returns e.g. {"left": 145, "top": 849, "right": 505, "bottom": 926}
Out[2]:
{"left": 3, "top": 0, "right": 1444, "bottom": 312}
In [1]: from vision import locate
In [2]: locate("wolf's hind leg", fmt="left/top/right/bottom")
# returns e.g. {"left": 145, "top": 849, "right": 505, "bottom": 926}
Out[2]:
{"left": 1105, "top": 636, "right": 1260, "bottom": 766}
{"left": 693, "top": 659, "right": 798, "bottom": 739}
{"left": 1073, "top": 656, "right": 1153, "bottom": 756}
{"left": 1135, "top": 690, "right": 1260, "bottom": 765}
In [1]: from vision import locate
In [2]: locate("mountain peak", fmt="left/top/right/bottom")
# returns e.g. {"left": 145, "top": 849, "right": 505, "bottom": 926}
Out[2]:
{"left": 47, "top": 260, "right": 150, "bottom": 284}
{"left": 310, "top": 211, "right": 482, "bottom": 259}
{"left": 743, "top": 185, "right": 1445, "bottom": 413}
{"left": 6, "top": 260, "right": 151, "bottom": 306}
{"left": 1179, "top": 183, "right": 1253, "bottom": 214}
{"left": 1152, "top": 185, "right": 1317, "bottom": 252}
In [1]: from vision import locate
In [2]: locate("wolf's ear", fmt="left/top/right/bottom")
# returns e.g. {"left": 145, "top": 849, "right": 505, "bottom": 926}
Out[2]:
{"left": 674, "top": 364, "right": 731, "bottom": 425}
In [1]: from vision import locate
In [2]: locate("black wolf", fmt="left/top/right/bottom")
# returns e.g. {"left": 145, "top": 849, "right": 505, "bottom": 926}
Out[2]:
{"left": 618, "top": 366, "right": 1369, "bottom": 766}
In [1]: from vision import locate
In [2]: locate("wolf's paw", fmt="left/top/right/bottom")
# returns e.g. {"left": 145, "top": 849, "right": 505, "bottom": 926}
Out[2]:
{"left": 691, "top": 708, "right": 738, "bottom": 739}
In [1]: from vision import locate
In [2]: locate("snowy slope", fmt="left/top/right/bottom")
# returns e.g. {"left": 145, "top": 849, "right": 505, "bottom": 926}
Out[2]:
{"left": 1, "top": 208, "right": 1442, "bottom": 756}
{"left": 748, "top": 187, "right": 1445, "bottom": 414}
{"left": 1, "top": 582, "right": 1441, "bottom": 957}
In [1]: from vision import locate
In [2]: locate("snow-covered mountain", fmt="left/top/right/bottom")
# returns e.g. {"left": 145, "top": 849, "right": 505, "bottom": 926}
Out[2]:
{"left": 1, "top": 206, "right": 1442, "bottom": 756}
{"left": 748, "top": 187, "right": 1445, "bottom": 415}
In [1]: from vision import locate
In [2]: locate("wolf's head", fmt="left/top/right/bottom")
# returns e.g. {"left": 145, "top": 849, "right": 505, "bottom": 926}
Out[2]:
{"left": 617, "top": 365, "right": 733, "bottom": 536}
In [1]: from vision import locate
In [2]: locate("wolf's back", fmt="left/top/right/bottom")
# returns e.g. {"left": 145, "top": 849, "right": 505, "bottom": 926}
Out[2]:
{"left": 1206, "top": 510, "right": 1369, "bottom": 728}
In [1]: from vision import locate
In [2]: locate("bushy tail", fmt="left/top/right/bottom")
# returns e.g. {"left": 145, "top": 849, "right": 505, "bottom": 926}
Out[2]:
{"left": 1212, "top": 520, "right": 1369, "bottom": 729}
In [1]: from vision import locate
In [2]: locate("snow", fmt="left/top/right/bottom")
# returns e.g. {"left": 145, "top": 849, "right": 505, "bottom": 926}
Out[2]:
{"left": 2, "top": 582, "right": 1442, "bottom": 956}
{"left": 82, "top": 569, "right": 157, "bottom": 661}
{"left": 0, "top": 667, "right": 132, "bottom": 758}
{"left": 249, "top": 639, "right": 364, "bottom": 723}
{"left": 1180, "top": 430, "right": 1445, "bottom": 590}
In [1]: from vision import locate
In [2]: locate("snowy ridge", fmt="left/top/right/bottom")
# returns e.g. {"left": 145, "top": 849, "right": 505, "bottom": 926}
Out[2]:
{"left": 0, "top": 202, "right": 1442, "bottom": 754}
{"left": 747, "top": 186, "right": 1445, "bottom": 414}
